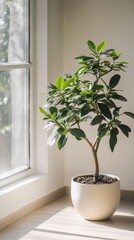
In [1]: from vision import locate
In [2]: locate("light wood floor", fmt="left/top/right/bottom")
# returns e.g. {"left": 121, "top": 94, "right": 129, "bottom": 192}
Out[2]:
{"left": 0, "top": 196, "right": 134, "bottom": 240}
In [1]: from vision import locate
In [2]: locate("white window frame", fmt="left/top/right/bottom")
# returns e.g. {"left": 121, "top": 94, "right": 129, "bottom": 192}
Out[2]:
{"left": 0, "top": 1, "right": 64, "bottom": 223}
{"left": 0, "top": 0, "right": 36, "bottom": 187}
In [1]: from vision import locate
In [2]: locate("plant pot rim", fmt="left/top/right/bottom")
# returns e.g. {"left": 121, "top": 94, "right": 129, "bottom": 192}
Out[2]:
{"left": 71, "top": 173, "right": 120, "bottom": 186}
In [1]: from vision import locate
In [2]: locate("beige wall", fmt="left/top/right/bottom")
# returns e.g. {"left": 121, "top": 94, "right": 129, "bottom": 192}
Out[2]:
{"left": 63, "top": 0, "right": 134, "bottom": 190}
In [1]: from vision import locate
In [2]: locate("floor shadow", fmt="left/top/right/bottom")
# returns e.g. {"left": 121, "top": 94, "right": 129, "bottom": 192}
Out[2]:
{"left": 35, "top": 228, "right": 119, "bottom": 240}
{"left": 0, "top": 197, "right": 71, "bottom": 240}
{"left": 93, "top": 214, "right": 134, "bottom": 232}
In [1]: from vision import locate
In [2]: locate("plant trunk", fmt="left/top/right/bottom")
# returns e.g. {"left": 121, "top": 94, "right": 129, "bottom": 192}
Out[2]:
{"left": 92, "top": 147, "right": 99, "bottom": 182}
{"left": 84, "top": 136, "right": 99, "bottom": 182}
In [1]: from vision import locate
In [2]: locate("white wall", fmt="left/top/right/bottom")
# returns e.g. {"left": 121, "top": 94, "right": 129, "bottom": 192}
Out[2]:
{"left": 37, "top": 0, "right": 64, "bottom": 191}
{"left": 63, "top": 0, "right": 134, "bottom": 190}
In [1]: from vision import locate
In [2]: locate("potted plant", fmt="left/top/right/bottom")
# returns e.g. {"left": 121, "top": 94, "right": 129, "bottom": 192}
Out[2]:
{"left": 40, "top": 40, "right": 134, "bottom": 220}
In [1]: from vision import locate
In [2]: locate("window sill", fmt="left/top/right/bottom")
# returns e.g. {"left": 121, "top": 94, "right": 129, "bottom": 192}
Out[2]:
{"left": 0, "top": 173, "right": 48, "bottom": 220}
{"left": 0, "top": 173, "right": 44, "bottom": 196}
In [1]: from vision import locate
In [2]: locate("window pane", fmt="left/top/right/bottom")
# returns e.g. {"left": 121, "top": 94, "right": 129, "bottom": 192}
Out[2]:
{"left": 0, "top": 0, "right": 29, "bottom": 63}
{"left": 0, "top": 69, "right": 29, "bottom": 177}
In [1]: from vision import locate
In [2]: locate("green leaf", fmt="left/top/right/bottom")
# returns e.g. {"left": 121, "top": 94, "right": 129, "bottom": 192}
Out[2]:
{"left": 87, "top": 40, "right": 96, "bottom": 52}
{"left": 75, "top": 55, "right": 94, "bottom": 60}
{"left": 118, "top": 124, "right": 131, "bottom": 137}
{"left": 111, "top": 119, "right": 121, "bottom": 125}
{"left": 109, "top": 128, "right": 119, "bottom": 152}
{"left": 91, "top": 115, "right": 104, "bottom": 125}
{"left": 55, "top": 77, "right": 64, "bottom": 90}
{"left": 97, "top": 41, "right": 106, "bottom": 52}
{"left": 39, "top": 107, "right": 47, "bottom": 116}
{"left": 60, "top": 109, "right": 68, "bottom": 117}
{"left": 49, "top": 106, "right": 58, "bottom": 115}
{"left": 94, "top": 94, "right": 105, "bottom": 101}
{"left": 75, "top": 136, "right": 82, "bottom": 141}
{"left": 107, "top": 99, "right": 118, "bottom": 109}
{"left": 70, "top": 128, "right": 86, "bottom": 138}
{"left": 111, "top": 94, "right": 127, "bottom": 101}
{"left": 80, "top": 90, "right": 92, "bottom": 96}
{"left": 81, "top": 104, "right": 91, "bottom": 116}
{"left": 109, "top": 74, "right": 121, "bottom": 88}
{"left": 75, "top": 66, "right": 88, "bottom": 76}
{"left": 98, "top": 123, "right": 107, "bottom": 132}
{"left": 113, "top": 108, "right": 120, "bottom": 117}
{"left": 57, "top": 127, "right": 65, "bottom": 134}
{"left": 103, "top": 49, "right": 115, "bottom": 55}
{"left": 92, "top": 84, "right": 104, "bottom": 91}
{"left": 98, "top": 127, "right": 109, "bottom": 139}
{"left": 123, "top": 111, "right": 134, "bottom": 119}
{"left": 58, "top": 135, "right": 68, "bottom": 150}
{"left": 117, "top": 61, "right": 128, "bottom": 65}
{"left": 63, "top": 78, "right": 74, "bottom": 90}
{"left": 98, "top": 103, "right": 112, "bottom": 120}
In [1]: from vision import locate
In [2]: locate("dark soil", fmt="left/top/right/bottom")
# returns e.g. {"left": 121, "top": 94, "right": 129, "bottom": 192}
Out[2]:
{"left": 74, "top": 175, "right": 118, "bottom": 185}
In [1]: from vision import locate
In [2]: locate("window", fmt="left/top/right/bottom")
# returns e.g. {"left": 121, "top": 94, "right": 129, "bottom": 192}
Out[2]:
{"left": 0, "top": 0, "right": 32, "bottom": 182}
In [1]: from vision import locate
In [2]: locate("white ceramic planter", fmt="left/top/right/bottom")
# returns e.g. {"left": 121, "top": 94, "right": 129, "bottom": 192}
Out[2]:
{"left": 71, "top": 174, "right": 120, "bottom": 221}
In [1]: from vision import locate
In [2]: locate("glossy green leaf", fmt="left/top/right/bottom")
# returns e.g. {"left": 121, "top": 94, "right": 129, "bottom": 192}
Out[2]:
{"left": 49, "top": 106, "right": 58, "bottom": 115}
{"left": 113, "top": 109, "right": 119, "bottom": 117}
{"left": 98, "top": 123, "right": 107, "bottom": 132}
{"left": 109, "top": 74, "right": 121, "bottom": 88}
{"left": 94, "top": 94, "right": 105, "bottom": 101}
{"left": 75, "top": 66, "right": 88, "bottom": 76}
{"left": 107, "top": 99, "right": 118, "bottom": 109}
{"left": 87, "top": 40, "right": 96, "bottom": 52}
{"left": 97, "top": 41, "right": 106, "bottom": 52}
{"left": 80, "top": 90, "right": 92, "bottom": 96}
{"left": 109, "top": 128, "right": 119, "bottom": 152}
{"left": 70, "top": 128, "right": 86, "bottom": 138}
{"left": 111, "top": 119, "right": 121, "bottom": 125}
{"left": 75, "top": 55, "right": 94, "bottom": 60}
{"left": 39, "top": 107, "right": 47, "bottom": 115}
{"left": 81, "top": 104, "right": 91, "bottom": 116}
{"left": 58, "top": 135, "right": 68, "bottom": 150}
{"left": 57, "top": 127, "right": 65, "bottom": 134}
{"left": 55, "top": 77, "right": 64, "bottom": 90}
{"left": 75, "top": 136, "right": 82, "bottom": 141}
{"left": 123, "top": 111, "right": 134, "bottom": 119}
{"left": 98, "top": 103, "right": 112, "bottom": 119}
{"left": 118, "top": 124, "right": 131, "bottom": 137}
{"left": 91, "top": 115, "right": 104, "bottom": 125}
{"left": 92, "top": 84, "right": 104, "bottom": 91}
{"left": 63, "top": 79, "right": 74, "bottom": 90}
{"left": 111, "top": 94, "right": 127, "bottom": 101}
{"left": 98, "top": 127, "right": 109, "bottom": 138}
{"left": 61, "top": 109, "right": 68, "bottom": 117}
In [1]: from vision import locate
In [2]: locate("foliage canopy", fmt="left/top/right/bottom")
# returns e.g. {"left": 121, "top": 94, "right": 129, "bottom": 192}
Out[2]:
{"left": 40, "top": 40, "right": 134, "bottom": 180}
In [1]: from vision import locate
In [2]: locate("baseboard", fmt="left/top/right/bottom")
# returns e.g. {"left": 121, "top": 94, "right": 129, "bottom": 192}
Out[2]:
{"left": 64, "top": 185, "right": 71, "bottom": 195}
{"left": 121, "top": 190, "right": 134, "bottom": 201}
{"left": 0, "top": 186, "right": 133, "bottom": 230}
{"left": 0, "top": 186, "right": 65, "bottom": 230}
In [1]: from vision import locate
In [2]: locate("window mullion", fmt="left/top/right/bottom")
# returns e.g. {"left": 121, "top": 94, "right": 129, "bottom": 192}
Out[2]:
{"left": 0, "top": 63, "right": 32, "bottom": 71}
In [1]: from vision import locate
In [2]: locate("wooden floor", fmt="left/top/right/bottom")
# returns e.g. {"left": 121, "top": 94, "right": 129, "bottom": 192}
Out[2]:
{"left": 0, "top": 196, "right": 134, "bottom": 240}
